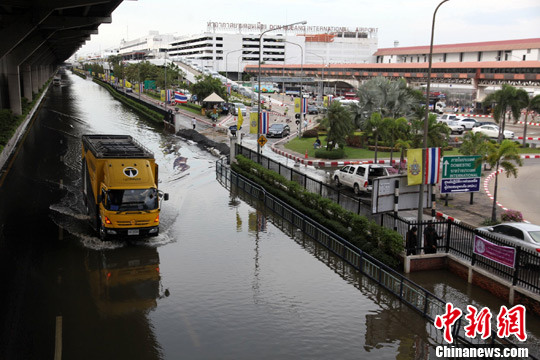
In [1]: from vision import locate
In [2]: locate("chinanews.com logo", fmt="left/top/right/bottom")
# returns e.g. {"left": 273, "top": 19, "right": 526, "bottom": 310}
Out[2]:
{"left": 434, "top": 302, "right": 529, "bottom": 358}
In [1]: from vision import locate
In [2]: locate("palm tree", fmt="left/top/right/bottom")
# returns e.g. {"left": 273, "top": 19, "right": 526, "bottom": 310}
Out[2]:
{"left": 324, "top": 101, "right": 354, "bottom": 151}
{"left": 483, "top": 85, "right": 527, "bottom": 143}
{"left": 410, "top": 113, "right": 449, "bottom": 148}
{"left": 459, "top": 131, "right": 489, "bottom": 157}
{"left": 516, "top": 94, "right": 540, "bottom": 147}
{"left": 478, "top": 140, "right": 523, "bottom": 222}
{"left": 354, "top": 77, "right": 421, "bottom": 122}
{"left": 363, "top": 112, "right": 385, "bottom": 162}
{"left": 381, "top": 117, "right": 409, "bottom": 164}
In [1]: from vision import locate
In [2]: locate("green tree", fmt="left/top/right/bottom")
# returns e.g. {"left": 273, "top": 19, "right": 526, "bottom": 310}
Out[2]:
{"left": 478, "top": 140, "right": 523, "bottom": 222}
{"left": 483, "top": 84, "right": 527, "bottom": 143}
{"left": 517, "top": 94, "right": 540, "bottom": 147}
{"left": 323, "top": 102, "right": 354, "bottom": 151}
{"left": 190, "top": 75, "right": 227, "bottom": 105}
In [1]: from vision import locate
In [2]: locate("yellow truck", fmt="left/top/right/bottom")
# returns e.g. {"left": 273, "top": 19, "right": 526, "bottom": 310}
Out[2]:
{"left": 81, "top": 135, "right": 168, "bottom": 240}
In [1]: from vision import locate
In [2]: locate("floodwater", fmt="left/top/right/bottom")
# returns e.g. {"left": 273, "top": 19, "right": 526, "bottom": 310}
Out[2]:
{"left": 0, "top": 72, "right": 537, "bottom": 359}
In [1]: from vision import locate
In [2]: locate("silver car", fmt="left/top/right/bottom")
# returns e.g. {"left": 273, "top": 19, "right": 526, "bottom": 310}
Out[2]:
{"left": 476, "top": 223, "right": 540, "bottom": 253}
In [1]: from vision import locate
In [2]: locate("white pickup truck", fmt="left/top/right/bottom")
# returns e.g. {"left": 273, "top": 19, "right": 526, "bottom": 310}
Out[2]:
{"left": 333, "top": 164, "right": 391, "bottom": 194}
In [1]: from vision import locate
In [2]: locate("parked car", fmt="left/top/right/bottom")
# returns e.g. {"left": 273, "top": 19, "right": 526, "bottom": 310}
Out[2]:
{"left": 473, "top": 121, "right": 496, "bottom": 128}
{"left": 307, "top": 105, "right": 319, "bottom": 115}
{"left": 475, "top": 223, "right": 540, "bottom": 253}
{"left": 333, "top": 164, "right": 391, "bottom": 195}
{"left": 316, "top": 105, "right": 328, "bottom": 114}
{"left": 267, "top": 123, "right": 290, "bottom": 138}
{"left": 445, "top": 121, "right": 465, "bottom": 135}
{"left": 471, "top": 124, "right": 514, "bottom": 139}
{"left": 231, "top": 102, "right": 247, "bottom": 116}
{"left": 437, "top": 114, "right": 459, "bottom": 123}
{"left": 455, "top": 118, "right": 477, "bottom": 129}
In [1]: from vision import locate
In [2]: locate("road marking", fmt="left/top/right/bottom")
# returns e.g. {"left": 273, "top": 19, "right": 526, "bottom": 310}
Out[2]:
{"left": 54, "top": 316, "right": 62, "bottom": 360}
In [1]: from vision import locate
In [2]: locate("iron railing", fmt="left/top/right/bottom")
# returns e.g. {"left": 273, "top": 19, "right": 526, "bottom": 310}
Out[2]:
{"left": 216, "top": 157, "right": 536, "bottom": 358}
{"left": 233, "top": 143, "right": 540, "bottom": 294}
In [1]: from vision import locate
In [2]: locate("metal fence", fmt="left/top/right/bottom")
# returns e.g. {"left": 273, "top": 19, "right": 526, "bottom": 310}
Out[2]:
{"left": 234, "top": 143, "right": 540, "bottom": 294}
{"left": 216, "top": 158, "right": 536, "bottom": 358}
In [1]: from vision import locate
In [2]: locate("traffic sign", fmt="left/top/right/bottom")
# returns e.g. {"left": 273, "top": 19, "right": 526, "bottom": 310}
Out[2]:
{"left": 257, "top": 135, "right": 268, "bottom": 147}
{"left": 442, "top": 155, "right": 481, "bottom": 179}
{"left": 441, "top": 178, "right": 480, "bottom": 194}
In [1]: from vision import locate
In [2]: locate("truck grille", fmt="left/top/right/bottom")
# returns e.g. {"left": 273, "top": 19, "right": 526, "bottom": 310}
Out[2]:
{"left": 116, "top": 220, "right": 151, "bottom": 227}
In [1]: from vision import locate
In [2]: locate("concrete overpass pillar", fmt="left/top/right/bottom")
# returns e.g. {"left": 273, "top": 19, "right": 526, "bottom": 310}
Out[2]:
{"left": 31, "top": 66, "right": 39, "bottom": 94}
{"left": 39, "top": 65, "right": 46, "bottom": 86}
{"left": 6, "top": 56, "right": 22, "bottom": 115}
{"left": 22, "top": 64, "right": 32, "bottom": 101}
{"left": 476, "top": 85, "right": 488, "bottom": 102}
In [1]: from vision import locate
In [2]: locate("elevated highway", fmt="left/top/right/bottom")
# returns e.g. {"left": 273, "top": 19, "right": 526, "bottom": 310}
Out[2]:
{"left": 0, "top": 0, "right": 124, "bottom": 115}
{"left": 244, "top": 61, "right": 540, "bottom": 99}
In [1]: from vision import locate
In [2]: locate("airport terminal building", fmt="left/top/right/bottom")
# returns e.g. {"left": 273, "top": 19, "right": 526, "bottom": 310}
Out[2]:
{"left": 166, "top": 22, "right": 378, "bottom": 76}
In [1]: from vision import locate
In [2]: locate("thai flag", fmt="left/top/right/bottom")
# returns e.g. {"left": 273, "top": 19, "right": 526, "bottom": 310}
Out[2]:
{"left": 259, "top": 111, "right": 269, "bottom": 134}
{"left": 174, "top": 91, "right": 188, "bottom": 104}
{"left": 226, "top": 84, "right": 231, "bottom": 95}
{"left": 139, "top": 83, "right": 144, "bottom": 93}
{"left": 424, "top": 147, "right": 441, "bottom": 184}
{"left": 328, "top": 95, "right": 334, "bottom": 104}
{"left": 301, "top": 98, "right": 308, "bottom": 114}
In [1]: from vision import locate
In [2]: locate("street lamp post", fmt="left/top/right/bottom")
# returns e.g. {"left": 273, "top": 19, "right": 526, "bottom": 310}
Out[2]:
{"left": 281, "top": 41, "right": 304, "bottom": 94}
{"left": 306, "top": 51, "right": 325, "bottom": 105}
{"left": 417, "top": 0, "right": 450, "bottom": 250}
{"left": 225, "top": 49, "right": 245, "bottom": 83}
{"left": 258, "top": 20, "right": 307, "bottom": 159}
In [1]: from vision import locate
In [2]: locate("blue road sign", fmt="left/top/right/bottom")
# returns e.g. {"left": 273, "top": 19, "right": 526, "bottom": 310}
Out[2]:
{"left": 441, "top": 177, "right": 480, "bottom": 194}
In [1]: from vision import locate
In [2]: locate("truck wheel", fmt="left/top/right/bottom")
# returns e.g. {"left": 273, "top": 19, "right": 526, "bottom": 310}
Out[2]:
{"left": 334, "top": 176, "right": 341, "bottom": 187}
{"left": 354, "top": 183, "right": 360, "bottom": 195}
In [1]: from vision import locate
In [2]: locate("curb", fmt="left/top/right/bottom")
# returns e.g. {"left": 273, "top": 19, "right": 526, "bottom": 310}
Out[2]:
{"left": 484, "top": 169, "right": 507, "bottom": 210}
{"left": 517, "top": 121, "right": 540, "bottom": 127}
{"left": 455, "top": 113, "right": 492, "bottom": 118}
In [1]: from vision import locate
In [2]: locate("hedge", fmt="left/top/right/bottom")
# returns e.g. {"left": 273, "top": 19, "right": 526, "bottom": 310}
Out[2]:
{"left": 233, "top": 155, "right": 403, "bottom": 268}
{"left": 302, "top": 129, "right": 319, "bottom": 138}
{"left": 314, "top": 147, "right": 345, "bottom": 159}
{"left": 92, "top": 79, "right": 163, "bottom": 123}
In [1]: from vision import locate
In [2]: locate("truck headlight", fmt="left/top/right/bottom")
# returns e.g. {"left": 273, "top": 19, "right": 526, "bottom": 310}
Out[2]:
{"left": 149, "top": 228, "right": 158, "bottom": 234}
{"left": 107, "top": 229, "right": 117, "bottom": 235}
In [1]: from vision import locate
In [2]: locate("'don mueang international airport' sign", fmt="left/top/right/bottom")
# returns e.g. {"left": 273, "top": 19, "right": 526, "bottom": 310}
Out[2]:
{"left": 206, "top": 21, "right": 377, "bottom": 35}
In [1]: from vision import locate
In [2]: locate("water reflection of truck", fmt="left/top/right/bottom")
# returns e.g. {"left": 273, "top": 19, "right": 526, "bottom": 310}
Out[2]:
{"left": 81, "top": 135, "right": 169, "bottom": 240}
{"left": 85, "top": 247, "right": 161, "bottom": 316}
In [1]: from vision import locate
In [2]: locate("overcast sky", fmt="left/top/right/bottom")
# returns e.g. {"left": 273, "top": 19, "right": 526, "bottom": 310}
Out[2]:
{"left": 77, "top": 0, "right": 540, "bottom": 55}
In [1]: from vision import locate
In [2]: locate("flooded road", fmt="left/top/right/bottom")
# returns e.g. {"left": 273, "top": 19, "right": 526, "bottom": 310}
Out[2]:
{"left": 0, "top": 73, "right": 537, "bottom": 359}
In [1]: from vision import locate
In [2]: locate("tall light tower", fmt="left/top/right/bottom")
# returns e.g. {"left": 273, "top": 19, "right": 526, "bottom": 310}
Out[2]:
{"left": 257, "top": 21, "right": 307, "bottom": 159}
{"left": 417, "top": 0, "right": 450, "bottom": 250}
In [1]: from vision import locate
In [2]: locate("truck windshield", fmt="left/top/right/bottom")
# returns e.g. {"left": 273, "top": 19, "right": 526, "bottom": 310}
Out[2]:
{"left": 106, "top": 189, "right": 158, "bottom": 211}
